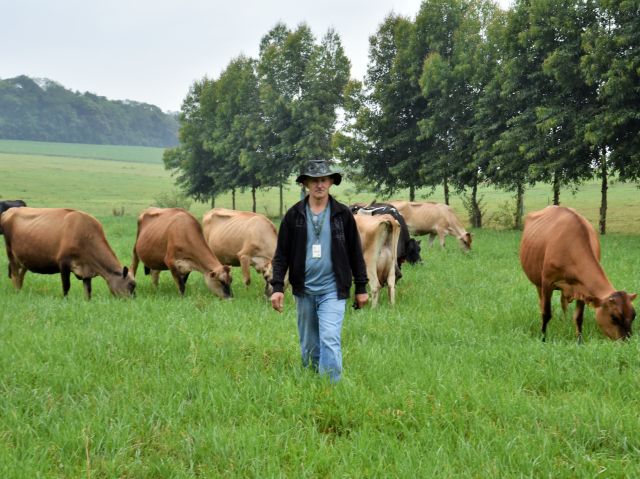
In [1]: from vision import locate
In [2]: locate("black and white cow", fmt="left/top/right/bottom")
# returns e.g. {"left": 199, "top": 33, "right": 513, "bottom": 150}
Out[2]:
{"left": 0, "top": 200, "right": 27, "bottom": 234}
{"left": 350, "top": 202, "right": 422, "bottom": 281}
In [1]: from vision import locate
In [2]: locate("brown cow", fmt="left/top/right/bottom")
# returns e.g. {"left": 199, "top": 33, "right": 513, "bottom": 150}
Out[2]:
{"left": 203, "top": 208, "right": 277, "bottom": 297}
{"left": 388, "top": 201, "right": 472, "bottom": 250}
{"left": 1, "top": 207, "right": 135, "bottom": 299}
{"left": 354, "top": 213, "right": 401, "bottom": 307}
{"left": 520, "top": 206, "right": 636, "bottom": 341}
{"left": 131, "top": 207, "right": 232, "bottom": 298}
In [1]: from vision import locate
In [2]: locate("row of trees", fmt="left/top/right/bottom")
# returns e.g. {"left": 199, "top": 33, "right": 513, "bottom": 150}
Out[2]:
{"left": 164, "top": 24, "right": 350, "bottom": 215}
{"left": 165, "top": 0, "right": 640, "bottom": 232}
{"left": 0, "top": 76, "right": 179, "bottom": 147}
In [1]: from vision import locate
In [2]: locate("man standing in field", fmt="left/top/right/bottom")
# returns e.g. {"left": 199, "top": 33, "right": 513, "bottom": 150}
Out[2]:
{"left": 270, "top": 159, "right": 369, "bottom": 382}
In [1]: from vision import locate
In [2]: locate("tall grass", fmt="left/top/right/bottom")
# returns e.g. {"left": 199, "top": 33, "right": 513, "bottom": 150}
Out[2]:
{"left": 1, "top": 141, "right": 640, "bottom": 476}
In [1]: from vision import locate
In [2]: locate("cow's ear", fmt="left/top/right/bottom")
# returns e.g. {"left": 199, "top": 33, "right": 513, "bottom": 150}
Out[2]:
{"left": 629, "top": 293, "right": 637, "bottom": 302}
{"left": 122, "top": 266, "right": 129, "bottom": 278}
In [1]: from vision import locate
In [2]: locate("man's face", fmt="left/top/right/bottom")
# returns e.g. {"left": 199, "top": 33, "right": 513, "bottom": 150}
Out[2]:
{"left": 304, "top": 176, "right": 333, "bottom": 201}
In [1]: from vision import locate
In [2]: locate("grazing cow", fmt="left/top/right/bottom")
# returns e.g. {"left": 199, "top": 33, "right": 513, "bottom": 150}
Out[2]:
{"left": 1, "top": 207, "right": 135, "bottom": 299}
{"left": 350, "top": 203, "right": 422, "bottom": 270}
{"left": 203, "top": 208, "right": 277, "bottom": 297}
{"left": 0, "top": 200, "right": 27, "bottom": 234}
{"left": 520, "top": 205, "right": 636, "bottom": 341}
{"left": 388, "top": 201, "right": 472, "bottom": 250}
{"left": 131, "top": 207, "right": 232, "bottom": 298}
{"left": 354, "top": 213, "right": 401, "bottom": 307}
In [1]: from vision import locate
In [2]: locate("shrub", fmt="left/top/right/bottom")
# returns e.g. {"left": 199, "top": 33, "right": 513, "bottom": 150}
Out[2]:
{"left": 153, "top": 190, "right": 192, "bottom": 210}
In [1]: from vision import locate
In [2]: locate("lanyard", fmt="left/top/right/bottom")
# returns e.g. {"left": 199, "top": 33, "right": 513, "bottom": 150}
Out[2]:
{"left": 307, "top": 204, "right": 328, "bottom": 242}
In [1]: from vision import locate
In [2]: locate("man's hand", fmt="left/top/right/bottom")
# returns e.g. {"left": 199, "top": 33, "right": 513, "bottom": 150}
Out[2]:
{"left": 271, "top": 292, "right": 284, "bottom": 312}
{"left": 355, "top": 293, "right": 368, "bottom": 309}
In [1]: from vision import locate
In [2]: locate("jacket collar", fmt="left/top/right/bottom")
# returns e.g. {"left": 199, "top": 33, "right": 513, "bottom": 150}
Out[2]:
{"left": 295, "top": 194, "right": 341, "bottom": 217}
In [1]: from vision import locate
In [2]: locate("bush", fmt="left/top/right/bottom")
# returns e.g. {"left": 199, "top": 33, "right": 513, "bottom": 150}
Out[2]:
{"left": 153, "top": 190, "right": 192, "bottom": 210}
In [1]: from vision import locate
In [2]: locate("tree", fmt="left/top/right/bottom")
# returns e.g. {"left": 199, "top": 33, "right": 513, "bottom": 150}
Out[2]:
{"left": 419, "top": 0, "right": 499, "bottom": 227}
{"left": 163, "top": 78, "right": 223, "bottom": 204}
{"left": 582, "top": 0, "right": 640, "bottom": 233}
{"left": 336, "top": 14, "right": 430, "bottom": 200}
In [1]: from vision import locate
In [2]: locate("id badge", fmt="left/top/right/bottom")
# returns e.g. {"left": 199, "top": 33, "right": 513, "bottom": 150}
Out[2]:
{"left": 312, "top": 244, "right": 322, "bottom": 259}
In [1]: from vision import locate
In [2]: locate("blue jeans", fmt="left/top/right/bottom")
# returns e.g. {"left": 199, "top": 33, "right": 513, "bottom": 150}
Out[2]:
{"left": 295, "top": 292, "right": 346, "bottom": 382}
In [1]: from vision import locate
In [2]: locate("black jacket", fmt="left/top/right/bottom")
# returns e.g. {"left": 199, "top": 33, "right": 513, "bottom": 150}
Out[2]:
{"left": 271, "top": 195, "right": 368, "bottom": 299}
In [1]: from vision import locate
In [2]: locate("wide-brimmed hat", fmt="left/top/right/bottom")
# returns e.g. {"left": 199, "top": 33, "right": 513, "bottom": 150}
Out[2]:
{"left": 295, "top": 160, "right": 342, "bottom": 186}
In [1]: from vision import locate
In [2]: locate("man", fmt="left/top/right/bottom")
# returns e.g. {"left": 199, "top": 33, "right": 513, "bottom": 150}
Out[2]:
{"left": 270, "top": 159, "right": 369, "bottom": 382}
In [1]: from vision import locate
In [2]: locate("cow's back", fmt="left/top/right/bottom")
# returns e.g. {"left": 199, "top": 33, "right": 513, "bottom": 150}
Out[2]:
{"left": 203, "top": 208, "right": 277, "bottom": 263}
{"left": 389, "top": 201, "right": 442, "bottom": 235}
{"left": 520, "top": 206, "right": 600, "bottom": 288}
{"left": 2, "top": 207, "right": 109, "bottom": 272}
{"left": 135, "top": 207, "right": 210, "bottom": 268}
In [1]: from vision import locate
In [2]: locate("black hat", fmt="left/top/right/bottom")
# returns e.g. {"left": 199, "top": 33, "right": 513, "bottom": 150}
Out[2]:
{"left": 296, "top": 160, "right": 342, "bottom": 186}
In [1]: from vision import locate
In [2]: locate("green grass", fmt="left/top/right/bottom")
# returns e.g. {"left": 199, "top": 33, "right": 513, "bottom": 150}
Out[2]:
{"left": 0, "top": 139, "right": 165, "bottom": 164}
{"left": 1, "top": 140, "right": 640, "bottom": 476}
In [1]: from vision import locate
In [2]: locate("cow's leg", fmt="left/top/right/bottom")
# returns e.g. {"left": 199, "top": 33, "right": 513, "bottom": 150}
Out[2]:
{"left": 438, "top": 229, "right": 446, "bottom": 248}
{"left": 239, "top": 254, "right": 252, "bottom": 286}
{"left": 183, "top": 272, "right": 191, "bottom": 285}
{"left": 169, "top": 267, "right": 186, "bottom": 295}
{"left": 573, "top": 300, "right": 585, "bottom": 344}
{"left": 130, "top": 247, "right": 140, "bottom": 278}
{"left": 60, "top": 265, "right": 72, "bottom": 297}
{"left": 539, "top": 285, "right": 553, "bottom": 342}
{"left": 147, "top": 269, "right": 159, "bottom": 287}
{"left": 428, "top": 233, "right": 437, "bottom": 248}
{"left": 387, "top": 266, "right": 396, "bottom": 306}
{"left": 83, "top": 278, "right": 92, "bottom": 300}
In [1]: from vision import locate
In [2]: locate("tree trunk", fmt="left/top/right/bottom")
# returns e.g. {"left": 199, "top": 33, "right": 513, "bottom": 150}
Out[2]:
{"left": 279, "top": 184, "right": 284, "bottom": 219}
{"left": 232, "top": 188, "right": 236, "bottom": 210}
{"left": 210, "top": 196, "right": 215, "bottom": 208}
{"left": 470, "top": 177, "right": 482, "bottom": 228}
{"left": 251, "top": 186, "right": 257, "bottom": 213}
{"left": 409, "top": 185, "right": 415, "bottom": 202}
{"left": 514, "top": 182, "right": 524, "bottom": 230}
{"left": 552, "top": 171, "right": 560, "bottom": 205}
{"left": 599, "top": 157, "right": 608, "bottom": 235}
{"left": 443, "top": 176, "right": 450, "bottom": 205}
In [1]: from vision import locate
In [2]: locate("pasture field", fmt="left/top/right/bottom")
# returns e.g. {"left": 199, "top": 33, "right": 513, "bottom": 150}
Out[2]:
{"left": 1, "top": 140, "right": 640, "bottom": 476}
{"left": 1, "top": 139, "right": 640, "bottom": 232}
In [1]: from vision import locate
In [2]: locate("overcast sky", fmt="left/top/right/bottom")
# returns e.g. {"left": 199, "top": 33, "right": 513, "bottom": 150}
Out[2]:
{"left": 1, "top": 0, "right": 512, "bottom": 113}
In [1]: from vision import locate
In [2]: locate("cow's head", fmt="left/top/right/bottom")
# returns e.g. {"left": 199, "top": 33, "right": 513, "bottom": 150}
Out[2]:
{"left": 405, "top": 238, "right": 422, "bottom": 264}
{"left": 205, "top": 265, "right": 233, "bottom": 299}
{"left": 593, "top": 291, "right": 637, "bottom": 340}
{"left": 459, "top": 232, "right": 472, "bottom": 251}
{"left": 109, "top": 266, "right": 136, "bottom": 297}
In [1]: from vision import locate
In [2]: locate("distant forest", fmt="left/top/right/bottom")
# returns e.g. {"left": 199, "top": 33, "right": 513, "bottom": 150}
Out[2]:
{"left": 0, "top": 76, "right": 178, "bottom": 147}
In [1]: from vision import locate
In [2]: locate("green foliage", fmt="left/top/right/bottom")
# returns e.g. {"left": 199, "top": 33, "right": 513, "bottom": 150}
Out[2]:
{"left": 153, "top": 189, "right": 193, "bottom": 210}
{"left": 0, "top": 76, "right": 178, "bottom": 147}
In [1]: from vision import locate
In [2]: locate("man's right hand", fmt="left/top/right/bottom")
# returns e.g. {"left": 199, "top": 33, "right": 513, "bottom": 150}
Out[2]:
{"left": 271, "top": 292, "right": 284, "bottom": 313}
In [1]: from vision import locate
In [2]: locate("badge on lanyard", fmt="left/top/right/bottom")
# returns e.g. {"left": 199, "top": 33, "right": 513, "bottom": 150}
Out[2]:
{"left": 312, "top": 243, "right": 322, "bottom": 259}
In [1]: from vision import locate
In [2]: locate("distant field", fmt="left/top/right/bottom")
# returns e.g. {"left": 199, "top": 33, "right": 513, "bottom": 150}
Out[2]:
{"left": 1, "top": 139, "right": 639, "bottom": 233}
{"left": 0, "top": 139, "right": 164, "bottom": 164}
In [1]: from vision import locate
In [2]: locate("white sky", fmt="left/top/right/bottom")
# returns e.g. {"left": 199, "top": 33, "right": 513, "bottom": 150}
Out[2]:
{"left": 1, "top": 0, "right": 512, "bottom": 113}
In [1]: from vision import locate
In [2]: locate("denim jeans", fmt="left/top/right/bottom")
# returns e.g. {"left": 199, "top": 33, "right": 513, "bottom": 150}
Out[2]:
{"left": 294, "top": 291, "right": 346, "bottom": 382}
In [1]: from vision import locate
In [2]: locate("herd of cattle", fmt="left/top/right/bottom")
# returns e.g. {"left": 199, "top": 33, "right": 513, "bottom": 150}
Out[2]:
{"left": 0, "top": 198, "right": 636, "bottom": 341}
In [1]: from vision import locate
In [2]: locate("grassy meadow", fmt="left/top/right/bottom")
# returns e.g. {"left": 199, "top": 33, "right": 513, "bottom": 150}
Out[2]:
{"left": 1, "top": 140, "right": 640, "bottom": 477}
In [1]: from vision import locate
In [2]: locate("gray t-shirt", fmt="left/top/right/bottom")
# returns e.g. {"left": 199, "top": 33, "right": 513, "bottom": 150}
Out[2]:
{"left": 304, "top": 203, "right": 337, "bottom": 295}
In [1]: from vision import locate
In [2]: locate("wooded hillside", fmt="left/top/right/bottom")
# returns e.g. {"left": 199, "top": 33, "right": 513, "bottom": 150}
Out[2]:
{"left": 0, "top": 75, "right": 178, "bottom": 147}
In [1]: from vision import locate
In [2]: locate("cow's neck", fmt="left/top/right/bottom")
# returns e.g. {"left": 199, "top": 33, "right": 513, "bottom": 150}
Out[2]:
{"left": 563, "top": 259, "right": 616, "bottom": 303}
